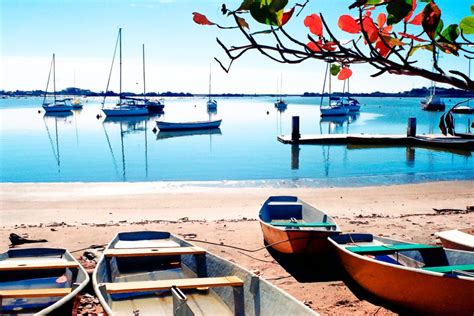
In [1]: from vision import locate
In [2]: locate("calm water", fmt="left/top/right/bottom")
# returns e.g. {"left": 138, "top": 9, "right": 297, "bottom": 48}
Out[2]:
{"left": 0, "top": 96, "right": 473, "bottom": 185}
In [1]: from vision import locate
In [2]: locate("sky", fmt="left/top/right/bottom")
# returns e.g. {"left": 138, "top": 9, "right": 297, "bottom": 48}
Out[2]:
{"left": 0, "top": 0, "right": 472, "bottom": 94}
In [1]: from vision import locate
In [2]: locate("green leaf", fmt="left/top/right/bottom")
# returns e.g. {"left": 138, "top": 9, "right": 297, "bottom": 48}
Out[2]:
{"left": 439, "top": 24, "right": 459, "bottom": 42}
{"left": 471, "top": 4, "right": 474, "bottom": 14}
{"left": 460, "top": 16, "right": 474, "bottom": 34}
{"left": 330, "top": 64, "right": 341, "bottom": 76}
{"left": 367, "top": 0, "right": 383, "bottom": 4}
{"left": 387, "top": 0, "right": 413, "bottom": 25}
{"left": 435, "top": 19, "right": 444, "bottom": 37}
{"left": 244, "top": 0, "right": 289, "bottom": 26}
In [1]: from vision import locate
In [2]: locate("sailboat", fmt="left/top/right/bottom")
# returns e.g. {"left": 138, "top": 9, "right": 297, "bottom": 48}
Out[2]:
{"left": 141, "top": 44, "right": 164, "bottom": 113}
{"left": 207, "top": 64, "right": 217, "bottom": 109}
{"left": 102, "top": 28, "right": 149, "bottom": 117}
{"left": 274, "top": 74, "right": 288, "bottom": 110}
{"left": 421, "top": 60, "right": 445, "bottom": 111}
{"left": 42, "top": 54, "right": 73, "bottom": 113}
{"left": 341, "top": 78, "right": 360, "bottom": 112}
{"left": 320, "top": 64, "right": 350, "bottom": 117}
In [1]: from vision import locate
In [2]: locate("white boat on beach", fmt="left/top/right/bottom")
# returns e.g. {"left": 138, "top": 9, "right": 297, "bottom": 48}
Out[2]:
{"left": 436, "top": 228, "right": 474, "bottom": 251}
{"left": 101, "top": 28, "right": 150, "bottom": 117}
{"left": 156, "top": 119, "right": 222, "bottom": 131}
{"left": 42, "top": 54, "right": 73, "bottom": 113}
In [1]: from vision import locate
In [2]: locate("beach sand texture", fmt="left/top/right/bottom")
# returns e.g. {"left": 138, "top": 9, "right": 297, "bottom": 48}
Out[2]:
{"left": 1, "top": 181, "right": 473, "bottom": 314}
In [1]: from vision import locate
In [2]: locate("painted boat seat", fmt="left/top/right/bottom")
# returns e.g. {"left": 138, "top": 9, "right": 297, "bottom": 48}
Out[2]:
{"left": 422, "top": 264, "right": 474, "bottom": 273}
{"left": 0, "top": 261, "right": 79, "bottom": 271}
{"left": 104, "top": 276, "right": 244, "bottom": 294}
{"left": 271, "top": 221, "right": 336, "bottom": 228}
{"left": 104, "top": 246, "right": 206, "bottom": 257}
{"left": 346, "top": 244, "right": 442, "bottom": 254}
{"left": 0, "top": 288, "right": 72, "bottom": 298}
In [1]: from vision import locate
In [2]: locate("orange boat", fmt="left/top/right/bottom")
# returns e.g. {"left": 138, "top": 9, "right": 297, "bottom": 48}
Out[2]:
{"left": 436, "top": 228, "right": 474, "bottom": 251}
{"left": 259, "top": 196, "right": 341, "bottom": 254}
{"left": 329, "top": 233, "right": 474, "bottom": 314}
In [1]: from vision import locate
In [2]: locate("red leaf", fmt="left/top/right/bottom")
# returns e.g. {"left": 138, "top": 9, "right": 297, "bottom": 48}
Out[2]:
{"left": 422, "top": 2, "right": 441, "bottom": 39}
{"left": 304, "top": 14, "right": 323, "bottom": 37}
{"left": 362, "top": 16, "right": 379, "bottom": 43}
{"left": 375, "top": 39, "right": 391, "bottom": 57}
{"left": 377, "top": 13, "right": 386, "bottom": 28}
{"left": 281, "top": 7, "right": 295, "bottom": 26}
{"left": 398, "top": 32, "right": 428, "bottom": 42}
{"left": 322, "top": 41, "right": 337, "bottom": 51}
{"left": 192, "top": 12, "right": 215, "bottom": 26}
{"left": 404, "top": 0, "right": 417, "bottom": 22}
{"left": 338, "top": 68, "right": 353, "bottom": 80}
{"left": 307, "top": 41, "right": 322, "bottom": 52}
{"left": 409, "top": 11, "right": 423, "bottom": 25}
{"left": 338, "top": 15, "right": 361, "bottom": 34}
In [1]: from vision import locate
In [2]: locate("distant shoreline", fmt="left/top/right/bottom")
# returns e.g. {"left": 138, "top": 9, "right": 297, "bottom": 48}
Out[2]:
{"left": 2, "top": 86, "right": 474, "bottom": 99}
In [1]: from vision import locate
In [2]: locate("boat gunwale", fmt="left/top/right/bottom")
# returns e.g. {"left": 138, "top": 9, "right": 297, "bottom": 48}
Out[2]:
{"left": 328, "top": 234, "right": 474, "bottom": 282}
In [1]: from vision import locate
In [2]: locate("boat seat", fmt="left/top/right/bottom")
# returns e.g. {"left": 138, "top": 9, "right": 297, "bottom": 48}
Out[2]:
{"left": 104, "top": 246, "right": 206, "bottom": 257}
{"left": 267, "top": 202, "right": 303, "bottom": 220}
{"left": 422, "top": 264, "right": 474, "bottom": 273}
{"left": 0, "top": 261, "right": 79, "bottom": 271}
{"left": 346, "top": 244, "right": 442, "bottom": 254}
{"left": 0, "top": 288, "right": 71, "bottom": 299}
{"left": 271, "top": 222, "right": 336, "bottom": 228}
{"left": 104, "top": 276, "right": 244, "bottom": 294}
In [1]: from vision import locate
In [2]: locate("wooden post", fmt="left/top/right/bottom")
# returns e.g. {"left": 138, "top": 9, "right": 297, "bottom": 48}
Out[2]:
{"left": 291, "top": 116, "right": 300, "bottom": 142}
{"left": 291, "top": 144, "right": 300, "bottom": 170}
{"left": 407, "top": 118, "right": 417, "bottom": 137}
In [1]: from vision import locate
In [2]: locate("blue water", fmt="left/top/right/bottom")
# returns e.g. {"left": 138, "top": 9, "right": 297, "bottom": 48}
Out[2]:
{"left": 0, "top": 96, "right": 473, "bottom": 185}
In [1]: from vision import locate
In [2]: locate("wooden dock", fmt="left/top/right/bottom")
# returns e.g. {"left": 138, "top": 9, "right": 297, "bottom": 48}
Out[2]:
{"left": 277, "top": 134, "right": 474, "bottom": 151}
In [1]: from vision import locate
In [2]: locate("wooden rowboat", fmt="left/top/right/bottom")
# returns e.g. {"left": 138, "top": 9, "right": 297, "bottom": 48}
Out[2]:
{"left": 93, "top": 231, "right": 317, "bottom": 315}
{"left": 0, "top": 248, "right": 89, "bottom": 315}
{"left": 259, "top": 196, "right": 341, "bottom": 254}
{"left": 436, "top": 228, "right": 474, "bottom": 251}
{"left": 329, "top": 233, "right": 474, "bottom": 314}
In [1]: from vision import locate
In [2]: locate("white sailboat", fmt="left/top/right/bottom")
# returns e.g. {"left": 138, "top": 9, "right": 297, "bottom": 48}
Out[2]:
{"left": 421, "top": 59, "right": 445, "bottom": 111}
{"left": 207, "top": 64, "right": 217, "bottom": 109}
{"left": 141, "top": 44, "right": 164, "bottom": 113}
{"left": 341, "top": 78, "right": 360, "bottom": 112}
{"left": 274, "top": 74, "right": 288, "bottom": 110}
{"left": 320, "top": 64, "right": 349, "bottom": 117}
{"left": 42, "top": 54, "right": 73, "bottom": 113}
{"left": 102, "top": 28, "right": 149, "bottom": 117}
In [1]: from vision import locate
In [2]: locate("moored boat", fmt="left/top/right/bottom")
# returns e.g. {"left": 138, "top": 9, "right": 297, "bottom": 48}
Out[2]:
{"left": 329, "top": 233, "right": 474, "bottom": 314}
{"left": 0, "top": 247, "right": 89, "bottom": 315}
{"left": 436, "top": 228, "right": 474, "bottom": 251}
{"left": 42, "top": 54, "right": 73, "bottom": 113}
{"left": 452, "top": 105, "right": 474, "bottom": 114}
{"left": 259, "top": 196, "right": 341, "bottom": 254}
{"left": 93, "top": 231, "right": 317, "bottom": 315}
{"left": 156, "top": 119, "right": 222, "bottom": 131}
{"left": 421, "top": 95, "right": 445, "bottom": 111}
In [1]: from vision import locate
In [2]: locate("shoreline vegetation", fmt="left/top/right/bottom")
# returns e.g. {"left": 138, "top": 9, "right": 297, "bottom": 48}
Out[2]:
{"left": 2, "top": 86, "right": 474, "bottom": 98}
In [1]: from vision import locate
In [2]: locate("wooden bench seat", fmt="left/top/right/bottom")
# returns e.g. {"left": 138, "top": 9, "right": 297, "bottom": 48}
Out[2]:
{"left": 0, "top": 261, "right": 79, "bottom": 271}
{"left": 271, "top": 221, "right": 335, "bottom": 228}
{"left": 422, "top": 264, "right": 474, "bottom": 273}
{"left": 0, "top": 288, "right": 71, "bottom": 298}
{"left": 104, "top": 276, "right": 244, "bottom": 294}
{"left": 104, "top": 246, "right": 206, "bottom": 258}
{"left": 346, "top": 244, "right": 442, "bottom": 254}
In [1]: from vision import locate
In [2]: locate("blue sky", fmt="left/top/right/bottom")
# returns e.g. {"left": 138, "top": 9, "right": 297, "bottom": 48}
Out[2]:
{"left": 1, "top": 0, "right": 471, "bottom": 94}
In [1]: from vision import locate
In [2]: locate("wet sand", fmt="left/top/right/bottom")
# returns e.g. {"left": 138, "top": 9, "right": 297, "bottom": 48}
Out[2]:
{"left": 1, "top": 181, "right": 473, "bottom": 315}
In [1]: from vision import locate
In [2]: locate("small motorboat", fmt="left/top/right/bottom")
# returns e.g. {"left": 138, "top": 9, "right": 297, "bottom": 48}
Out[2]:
{"left": 71, "top": 98, "right": 83, "bottom": 110}
{"left": 0, "top": 247, "right": 89, "bottom": 315}
{"left": 436, "top": 228, "right": 474, "bottom": 251}
{"left": 259, "top": 196, "right": 341, "bottom": 254}
{"left": 156, "top": 119, "right": 222, "bottom": 131}
{"left": 452, "top": 105, "right": 474, "bottom": 114}
{"left": 329, "top": 233, "right": 474, "bottom": 314}
{"left": 93, "top": 231, "right": 316, "bottom": 315}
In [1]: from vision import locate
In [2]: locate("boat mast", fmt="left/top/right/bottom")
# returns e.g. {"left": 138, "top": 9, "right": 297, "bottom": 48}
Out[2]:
{"left": 119, "top": 28, "right": 122, "bottom": 104}
{"left": 43, "top": 55, "right": 54, "bottom": 106}
{"left": 208, "top": 64, "right": 211, "bottom": 101}
{"left": 142, "top": 43, "right": 146, "bottom": 98}
{"left": 53, "top": 53, "right": 56, "bottom": 104}
{"left": 328, "top": 64, "right": 332, "bottom": 106}
{"left": 320, "top": 63, "right": 328, "bottom": 107}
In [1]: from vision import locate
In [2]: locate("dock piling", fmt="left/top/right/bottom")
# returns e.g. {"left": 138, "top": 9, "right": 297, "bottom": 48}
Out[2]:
{"left": 407, "top": 118, "right": 417, "bottom": 137}
{"left": 291, "top": 116, "right": 300, "bottom": 142}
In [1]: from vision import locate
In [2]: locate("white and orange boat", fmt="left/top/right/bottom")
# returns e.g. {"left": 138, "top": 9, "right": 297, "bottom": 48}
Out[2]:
{"left": 259, "top": 196, "right": 341, "bottom": 254}
{"left": 436, "top": 228, "right": 474, "bottom": 251}
{"left": 329, "top": 233, "right": 474, "bottom": 314}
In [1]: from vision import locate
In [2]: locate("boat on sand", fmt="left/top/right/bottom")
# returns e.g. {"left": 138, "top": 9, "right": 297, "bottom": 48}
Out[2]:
{"left": 93, "top": 231, "right": 317, "bottom": 315}
{"left": 0, "top": 247, "right": 89, "bottom": 315}
{"left": 436, "top": 228, "right": 474, "bottom": 251}
{"left": 329, "top": 233, "right": 474, "bottom": 314}
{"left": 259, "top": 196, "right": 341, "bottom": 254}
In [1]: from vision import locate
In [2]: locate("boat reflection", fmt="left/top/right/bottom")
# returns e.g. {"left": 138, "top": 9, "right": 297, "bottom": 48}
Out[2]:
{"left": 43, "top": 112, "right": 73, "bottom": 171}
{"left": 156, "top": 128, "right": 222, "bottom": 140}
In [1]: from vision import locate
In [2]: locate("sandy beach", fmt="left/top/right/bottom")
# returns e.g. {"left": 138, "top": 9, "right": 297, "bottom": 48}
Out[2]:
{"left": 1, "top": 180, "right": 473, "bottom": 315}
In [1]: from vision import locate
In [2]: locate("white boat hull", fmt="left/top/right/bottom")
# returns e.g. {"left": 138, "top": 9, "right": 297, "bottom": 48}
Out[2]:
{"left": 42, "top": 104, "right": 73, "bottom": 112}
{"left": 102, "top": 106, "right": 149, "bottom": 117}
{"left": 156, "top": 119, "right": 222, "bottom": 131}
{"left": 320, "top": 106, "right": 350, "bottom": 117}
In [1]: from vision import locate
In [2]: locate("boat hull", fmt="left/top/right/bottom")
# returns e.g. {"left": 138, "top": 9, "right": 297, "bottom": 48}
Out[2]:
{"left": 102, "top": 107, "right": 149, "bottom": 117}
{"left": 320, "top": 106, "right": 349, "bottom": 117}
{"left": 436, "top": 228, "right": 474, "bottom": 251}
{"left": 42, "top": 105, "right": 73, "bottom": 112}
{"left": 329, "top": 235, "right": 474, "bottom": 315}
{"left": 156, "top": 119, "right": 222, "bottom": 131}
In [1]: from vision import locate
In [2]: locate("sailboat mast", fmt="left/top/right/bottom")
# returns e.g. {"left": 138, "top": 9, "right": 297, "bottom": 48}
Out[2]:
{"left": 208, "top": 64, "right": 211, "bottom": 101}
{"left": 328, "top": 65, "right": 332, "bottom": 106}
{"left": 142, "top": 44, "right": 146, "bottom": 98}
{"left": 119, "top": 28, "right": 122, "bottom": 102}
{"left": 53, "top": 53, "right": 56, "bottom": 103}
